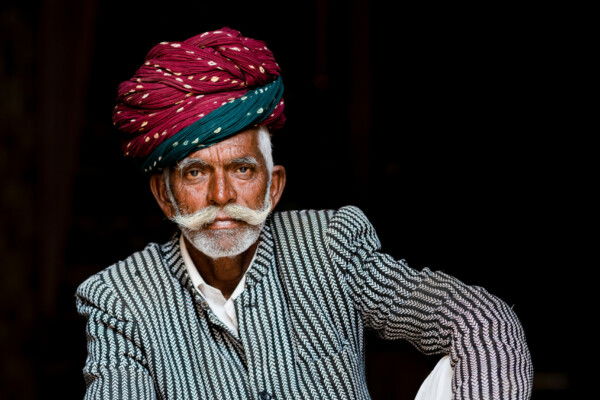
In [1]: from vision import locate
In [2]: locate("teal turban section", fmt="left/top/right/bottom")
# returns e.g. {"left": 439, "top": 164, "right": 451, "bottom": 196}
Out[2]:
{"left": 142, "top": 76, "right": 284, "bottom": 174}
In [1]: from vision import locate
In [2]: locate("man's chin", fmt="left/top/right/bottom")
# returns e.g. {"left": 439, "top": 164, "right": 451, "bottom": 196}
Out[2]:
{"left": 182, "top": 223, "right": 261, "bottom": 259}
{"left": 184, "top": 232, "right": 233, "bottom": 251}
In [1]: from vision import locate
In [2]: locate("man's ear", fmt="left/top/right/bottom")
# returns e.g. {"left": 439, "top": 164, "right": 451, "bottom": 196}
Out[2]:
{"left": 269, "top": 165, "right": 286, "bottom": 210}
{"left": 149, "top": 172, "right": 176, "bottom": 219}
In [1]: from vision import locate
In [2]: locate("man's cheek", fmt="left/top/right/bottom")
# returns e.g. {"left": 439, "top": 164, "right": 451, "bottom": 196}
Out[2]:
{"left": 180, "top": 191, "right": 204, "bottom": 210}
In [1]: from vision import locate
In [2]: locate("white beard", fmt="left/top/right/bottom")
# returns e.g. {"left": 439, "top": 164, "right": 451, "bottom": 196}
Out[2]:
{"left": 174, "top": 186, "right": 272, "bottom": 259}
{"left": 182, "top": 221, "right": 265, "bottom": 259}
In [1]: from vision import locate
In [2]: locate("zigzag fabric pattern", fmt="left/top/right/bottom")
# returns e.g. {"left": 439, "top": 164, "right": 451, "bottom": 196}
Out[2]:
{"left": 75, "top": 205, "right": 533, "bottom": 399}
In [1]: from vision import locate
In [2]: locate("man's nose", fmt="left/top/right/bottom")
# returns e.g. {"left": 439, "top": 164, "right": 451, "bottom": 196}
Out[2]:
{"left": 207, "top": 170, "right": 236, "bottom": 206}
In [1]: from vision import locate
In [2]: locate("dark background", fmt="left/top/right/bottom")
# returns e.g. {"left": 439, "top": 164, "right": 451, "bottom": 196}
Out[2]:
{"left": 1, "top": 0, "right": 588, "bottom": 399}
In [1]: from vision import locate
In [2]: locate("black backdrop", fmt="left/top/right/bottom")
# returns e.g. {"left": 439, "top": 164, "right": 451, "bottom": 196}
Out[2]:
{"left": 1, "top": 0, "right": 586, "bottom": 398}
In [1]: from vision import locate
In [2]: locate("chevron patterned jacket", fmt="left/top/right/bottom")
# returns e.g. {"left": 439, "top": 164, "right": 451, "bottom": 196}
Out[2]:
{"left": 75, "top": 205, "right": 533, "bottom": 399}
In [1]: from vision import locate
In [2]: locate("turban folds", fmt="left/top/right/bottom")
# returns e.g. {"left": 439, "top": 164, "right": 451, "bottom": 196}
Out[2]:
{"left": 112, "top": 27, "right": 285, "bottom": 174}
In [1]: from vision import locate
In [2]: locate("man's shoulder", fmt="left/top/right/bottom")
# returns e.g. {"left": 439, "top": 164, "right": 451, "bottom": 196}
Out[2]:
{"left": 75, "top": 236, "right": 177, "bottom": 297}
{"left": 266, "top": 205, "right": 380, "bottom": 291}
{"left": 270, "top": 204, "right": 373, "bottom": 233}
{"left": 270, "top": 204, "right": 368, "bottom": 223}
{"left": 268, "top": 205, "right": 376, "bottom": 249}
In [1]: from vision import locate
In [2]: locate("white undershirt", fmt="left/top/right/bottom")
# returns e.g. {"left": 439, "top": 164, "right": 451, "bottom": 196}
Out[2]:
{"left": 179, "top": 234, "right": 258, "bottom": 337}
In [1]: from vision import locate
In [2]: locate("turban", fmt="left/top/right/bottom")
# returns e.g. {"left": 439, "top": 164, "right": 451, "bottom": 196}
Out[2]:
{"left": 112, "top": 27, "right": 285, "bottom": 174}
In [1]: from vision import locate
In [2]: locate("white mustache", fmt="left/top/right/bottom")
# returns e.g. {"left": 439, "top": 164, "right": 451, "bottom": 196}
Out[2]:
{"left": 171, "top": 196, "right": 272, "bottom": 231}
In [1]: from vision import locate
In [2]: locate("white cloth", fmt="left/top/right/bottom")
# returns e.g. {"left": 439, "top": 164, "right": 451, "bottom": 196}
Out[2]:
{"left": 179, "top": 235, "right": 258, "bottom": 337}
{"left": 415, "top": 355, "right": 454, "bottom": 400}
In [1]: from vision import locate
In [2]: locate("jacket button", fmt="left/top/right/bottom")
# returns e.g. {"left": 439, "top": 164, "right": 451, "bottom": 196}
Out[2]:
{"left": 258, "top": 390, "right": 272, "bottom": 400}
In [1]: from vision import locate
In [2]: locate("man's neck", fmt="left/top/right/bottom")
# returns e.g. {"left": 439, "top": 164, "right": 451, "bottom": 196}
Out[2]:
{"left": 183, "top": 235, "right": 258, "bottom": 299}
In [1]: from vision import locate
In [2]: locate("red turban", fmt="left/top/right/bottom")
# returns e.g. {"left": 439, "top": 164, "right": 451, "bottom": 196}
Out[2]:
{"left": 112, "top": 27, "right": 285, "bottom": 170}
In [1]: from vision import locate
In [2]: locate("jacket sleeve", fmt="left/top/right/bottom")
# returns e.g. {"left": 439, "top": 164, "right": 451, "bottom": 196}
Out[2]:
{"left": 325, "top": 205, "right": 534, "bottom": 400}
{"left": 75, "top": 273, "right": 158, "bottom": 400}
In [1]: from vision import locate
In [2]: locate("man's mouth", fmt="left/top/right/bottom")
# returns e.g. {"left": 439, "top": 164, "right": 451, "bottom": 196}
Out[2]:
{"left": 206, "top": 218, "right": 242, "bottom": 230}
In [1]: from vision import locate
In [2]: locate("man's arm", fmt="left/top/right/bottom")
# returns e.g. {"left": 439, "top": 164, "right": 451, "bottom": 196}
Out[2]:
{"left": 75, "top": 273, "right": 158, "bottom": 400}
{"left": 325, "top": 205, "right": 533, "bottom": 400}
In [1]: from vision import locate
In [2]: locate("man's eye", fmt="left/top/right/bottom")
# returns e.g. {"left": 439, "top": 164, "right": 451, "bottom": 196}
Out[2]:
{"left": 237, "top": 165, "right": 254, "bottom": 174}
{"left": 187, "top": 169, "right": 202, "bottom": 177}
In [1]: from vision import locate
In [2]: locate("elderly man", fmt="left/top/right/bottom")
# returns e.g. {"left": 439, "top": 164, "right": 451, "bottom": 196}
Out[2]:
{"left": 75, "top": 27, "right": 533, "bottom": 400}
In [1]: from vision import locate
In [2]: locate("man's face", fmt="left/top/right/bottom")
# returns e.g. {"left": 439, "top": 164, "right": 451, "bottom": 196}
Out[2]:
{"left": 151, "top": 128, "right": 283, "bottom": 259}
{"left": 169, "top": 128, "right": 270, "bottom": 221}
